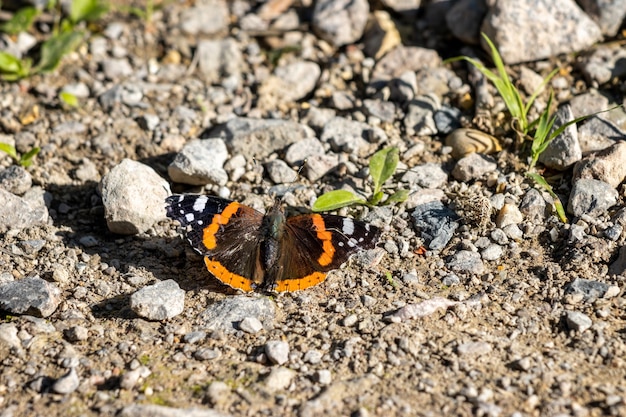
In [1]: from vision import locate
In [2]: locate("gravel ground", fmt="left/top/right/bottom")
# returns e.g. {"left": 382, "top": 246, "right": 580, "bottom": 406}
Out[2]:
{"left": 2, "top": 1, "right": 626, "bottom": 416}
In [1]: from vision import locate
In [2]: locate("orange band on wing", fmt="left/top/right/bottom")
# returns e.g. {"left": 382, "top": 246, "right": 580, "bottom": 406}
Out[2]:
{"left": 311, "top": 214, "right": 335, "bottom": 266}
{"left": 202, "top": 202, "right": 240, "bottom": 250}
{"left": 274, "top": 272, "right": 327, "bottom": 292}
{"left": 204, "top": 257, "right": 254, "bottom": 292}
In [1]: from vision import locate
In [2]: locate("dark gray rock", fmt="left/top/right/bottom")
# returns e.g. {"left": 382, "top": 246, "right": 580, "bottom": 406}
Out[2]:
{"left": 411, "top": 201, "right": 459, "bottom": 250}
{"left": 565, "top": 311, "right": 592, "bottom": 332}
{"left": 565, "top": 278, "right": 620, "bottom": 300}
{"left": 567, "top": 179, "right": 618, "bottom": 217}
{"left": 537, "top": 104, "right": 581, "bottom": 170}
{"left": 0, "top": 165, "right": 32, "bottom": 195}
{"left": 0, "top": 276, "right": 60, "bottom": 318}
{"left": 447, "top": 250, "right": 485, "bottom": 274}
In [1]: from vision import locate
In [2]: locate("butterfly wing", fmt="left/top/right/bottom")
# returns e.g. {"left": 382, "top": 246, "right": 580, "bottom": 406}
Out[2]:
{"left": 264, "top": 214, "right": 380, "bottom": 292}
{"left": 165, "top": 195, "right": 265, "bottom": 291}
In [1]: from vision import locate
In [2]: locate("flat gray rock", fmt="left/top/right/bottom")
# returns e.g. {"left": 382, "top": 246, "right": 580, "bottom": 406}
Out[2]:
{"left": 573, "top": 141, "right": 626, "bottom": 188}
{"left": 180, "top": 0, "right": 229, "bottom": 36}
{"left": 0, "top": 188, "right": 49, "bottom": 233}
{"left": 481, "top": 0, "right": 602, "bottom": 64}
{"left": 312, "top": 0, "right": 369, "bottom": 47}
{"left": 452, "top": 153, "right": 497, "bottom": 181}
{"left": 100, "top": 159, "right": 171, "bottom": 234}
{"left": 130, "top": 280, "right": 185, "bottom": 320}
{"left": 538, "top": 104, "right": 582, "bottom": 170}
{"left": 412, "top": 201, "right": 459, "bottom": 250}
{"left": 565, "top": 278, "right": 620, "bottom": 300}
{"left": 320, "top": 117, "right": 384, "bottom": 155}
{"left": 402, "top": 163, "right": 448, "bottom": 188}
{"left": 168, "top": 139, "right": 229, "bottom": 186}
{"left": 447, "top": 250, "right": 485, "bottom": 274}
{"left": 0, "top": 276, "right": 61, "bottom": 318}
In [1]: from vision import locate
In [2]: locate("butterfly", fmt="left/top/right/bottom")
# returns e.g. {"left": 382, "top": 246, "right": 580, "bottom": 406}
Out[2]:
{"left": 165, "top": 194, "right": 381, "bottom": 292}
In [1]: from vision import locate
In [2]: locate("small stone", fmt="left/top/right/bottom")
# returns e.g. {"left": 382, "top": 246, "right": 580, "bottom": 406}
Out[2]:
{"left": 565, "top": 311, "right": 592, "bottom": 332}
{"left": 64, "top": 325, "right": 89, "bottom": 342}
{"left": 239, "top": 317, "right": 264, "bottom": 334}
{"left": 120, "top": 366, "right": 151, "bottom": 390}
{"left": 259, "top": 61, "right": 321, "bottom": 106}
{"left": 343, "top": 314, "right": 358, "bottom": 327}
{"left": 183, "top": 331, "right": 206, "bottom": 344}
{"left": 206, "top": 381, "right": 231, "bottom": 407}
{"left": 442, "top": 274, "right": 460, "bottom": 286}
{"left": 137, "top": 114, "right": 160, "bottom": 131}
{"left": 0, "top": 188, "right": 49, "bottom": 233}
{"left": 519, "top": 188, "right": 547, "bottom": 221}
{"left": 102, "top": 58, "right": 133, "bottom": 79}
{"left": 566, "top": 278, "right": 620, "bottom": 301}
{"left": 434, "top": 106, "right": 463, "bottom": 135}
{"left": 402, "top": 163, "right": 448, "bottom": 188}
{"left": 265, "top": 159, "right": 296, "bottom": 184}
{"left": 320, "top": 117, "right": 378, "bottom": 155}
{"left": 303, "top": 349, "right": 323, "bottom": 364}
{"left": 511, "top": 356, "right": 532, "bottom": 371}
{"left": 284, "top": 138, "right": 325, "bottom": 166}
{"left": 0, "top": 323, "right": 21, "bottom": 350}
{"left": 130, "top": 280, "right": 185, "bottom": 321}
{"left": 264, "top": 367, "right": 296, "bottom": 393}
{"left": 404, "top": 94, "right": 440, "bottom": 136}
{"left": 538, "top": 104, "right": 582, "bottom": 170}
{"left": 496, "top": 203, "right": 524, "bottom": 228}
{"left": 304, "top": 154, "right": 339, "bottom": 182}
{"left": 447, "top": 250, "right": 484, "bottom": 275}
{"left": 567, "top": 179, "right": 618, "bottom": 217}
{"left": 196, "top": 39, "right": 242, "bottom": 85}
{"left": 363, "top": 99, "right": 396, "bottom": 122}
{"left": 168, "top": 139, "right": 229, "bottom": 186}
{"left": 481, "top": 244, "right": 504, "bottom": 261}
{"left": 502, "top": 224, "right": 523, "bottom": 241}
{"left": 265, "top": 340, "right": 290, "bottom": 365}
{"left": 401, "top": 271, "right": 419, "bottom": 286}
{"left": 194, "top": 348, "right": 221, "bottom": 361}
{"left": 180, "top": 0, "right": 229, "bottom": 35}
{"left": 119, "top": 404, "right": 231, "bottom": 417}
{"left": 490, "top": 229, "right": 509, "bottom": 245}
{"left": 312, "top": 0, "right": 369, "bottom": 47}
{"left": 457, "top": 341, "right": 492, "bottom": 357}
{"left": 452, "top": 153, "right": 497, "bottom": 181}
{"left": 100, "top": 159, "right": 171, "bottom": 235}
{"left": 199, "top": 295, "right": 275, "bottom": 334}
{"left": 411, "top": 201, "right": 460, "bottom": 250}
{"left": 52, "top": 368, "right": 80, "bottom": 394}
{"left": 0, "top": 165, "right": 32, "bottom": 195}
{"left": 0, "top": 276, "right": 61, "bottom": 318}
{"left": 572, "top": 141, "right": 626, "bottom": 188}
{"left": 315, "top": 369, "right": 332, "bottom": 385}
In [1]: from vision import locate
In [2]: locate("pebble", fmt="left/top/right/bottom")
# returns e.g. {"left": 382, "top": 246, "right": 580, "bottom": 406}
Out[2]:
{"left": 180, "top": 0, "right": 229, "bottom": 36}
{"left": 456, "top": 341, "right": 492, "bottom": 357}
{"left": 447, "top": 250, "right": 485, "bottom": 275}
{"left": 446, "top": 0, "right": 488, "bottom": 44}
{"left": 304, "top": 154, "right": 339, "bottom": 182}
{"left": 519, "top": 188, "right": 547, "bottom": 221}
{"left": 0, "top": 188, "right": 49, "bottom": 233}
{"left": 198, "top": 295, "right": 275, "bottom": 334}
{"left": 194, "top": 348, "right": 221, "bottom": 361}
{"left": 0, "top": 276, "right": 61, "bottom": 318}
{"left": 567, "top": 178, "right": 618, "bottom": 217}
{"left": 565, "top": 311, "right": 592, "bottom": 332}
{"left": 433, "top": 106, "right": 463, "bottom": 135}
{"left": 402, "top": 163, "right": 448, "bottom": 189}
{"left": 401, "top": 270, "right": 419, "bottom": 286}
{"left": 566, "top": 278, "right": 620, "bottom": 302}
{"left": 442, "top": 274, "right": 460, "bottom": 286}
{"left": 537, "top": 104, "right": 582, "bottom": 170}
{"left": 580, "top": 43, "right": 626, "bottom": 84}
{"left": 130, "top": 280, "right": 185, "bottom": 321}
{"left": 411, "top": 201, "right": 460, "bottom": 250}
{"left": 120, "top": 366, "right": 151, "bottom": 390}
{"left": 495, "top": 203, "right": 524, "bottom": 228}
{"left": 320, "top": 117, "right": 381, "bottom": 154}
{"left": 284, "top": 138, "right": 325, "bottom": 165}
{"left": 168, "top": 139, "right": 229, "bottom": 186}
{"left": 312, "top": 0, "right": 369, "bottom": 47}
{"left": 265, "top": 340, "right": 290, "bottom": 365}
{"left": 371, "top": 46, "right": 441, "bottom": 87}
{"left": 572, "top": 141, "right": 626, "bottom": 188}
{"left": 445, "top": 128, "right": 501, "bottom": 159}
{"left": 239, "top": 317, "right": 264, "bottom": 334}
{"left": 102, "top": 58, "right": 133, "bottom": 79}
{"left": 265, "top": 159, "right": 296, "bottom": 184}
{"left": 100, "top": 159, "right": 171, "bottom": 234}
{"left": 404, "top": 94, "right": 440, "bottom": 136}
{"left": 577, "top": 116, "right": 625, "bottom": 154}
{"left": 481, "top": 0, "right": 602, "bottom": 64}
{"left": 0, "top": 323, "right": 21, "bottom": 350}
{"left": 264, "top": 367, "right": 296, "bottom": 392}
{"left": 183, "top": 331, "right": 206, "bottom": 344}
{"left": 196, "top": 39, "right": 242, "bottom": 85}
{"left": 64, "top": 325, "right": 89, "bottom": 342}
{"left": 363, "top": 99, "right": 396, "bottom": 122}
{"left": 451, "top": 153, "right": 498, "bottom": 181}
{"left": 315, "top": 369, "right": 332, "bottom": 385}
{"left": 481, "top": 244, "right": 504, "bottom": 261}
{"left": 213, "top": 117, "right": 314, "bottom": 160}
{"left": 119, "top": 404, "right": 230, "bottom": 417}
{"left": 0, "top": 165, "right": 32, "bottom": 195}
{"left": 52, "top": 367, "right": 80, "bottom": 394}
{"left": 304, "top": 349, "right": 323, "bottom": 364}
{"left": 386, "top": 297, "right": 458, "bottom": 322}
{"left": 259, "top": 61, "right": 321, "bottom": 106}
{"left": 342, "top": 314, "right": 358, "bottom": 327}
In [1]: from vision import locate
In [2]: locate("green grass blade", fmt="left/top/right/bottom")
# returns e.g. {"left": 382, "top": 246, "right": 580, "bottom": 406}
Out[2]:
{"left": 35, "top": 31, "right": 84, "bottom": 73}
{"left": 526, "top": 172, "right": 567, "bottom": 223}
{"left": 0, "top": 142, "right": 19, "bottom": 160}
{"left": 384, "top": 189, "right": 409, "bottom": 205}
{"left": 312, "top": 190, "right": 366, "bottom": 212}
{"left": 19, "top": 147, "right": 40, "bottom": 167}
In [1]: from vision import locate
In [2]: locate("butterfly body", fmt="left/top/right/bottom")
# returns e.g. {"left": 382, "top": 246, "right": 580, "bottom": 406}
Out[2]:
{"left": 165, "top": 194, "right": 380, "bottom": 292}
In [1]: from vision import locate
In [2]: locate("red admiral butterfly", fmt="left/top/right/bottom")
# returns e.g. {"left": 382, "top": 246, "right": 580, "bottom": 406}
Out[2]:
{"left": 165, "top": 195, "right": 381, "bottom": 292}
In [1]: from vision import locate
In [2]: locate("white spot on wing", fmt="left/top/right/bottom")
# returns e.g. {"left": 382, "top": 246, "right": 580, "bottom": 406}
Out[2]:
{"left": 342, "top": 218, "right": 355, "bottom": 235}
{"left": 347, "top": 238, "right": 358, "bottom": 248}
{"left": 193, "top": 195, "right": 209, "bottom": 212}
{"left": 185, "top": 213, "right": 195, "bottom": 222}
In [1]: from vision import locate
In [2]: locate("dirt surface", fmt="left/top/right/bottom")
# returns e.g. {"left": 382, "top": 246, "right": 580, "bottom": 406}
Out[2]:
{"left": 1, "top": 2, "right": 626, "bottom": 417}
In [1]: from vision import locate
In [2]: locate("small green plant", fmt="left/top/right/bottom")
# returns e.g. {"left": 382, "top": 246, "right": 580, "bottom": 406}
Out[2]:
{"left": 0, "top": 143, "right": 40, "bottom": 167}
{"left": 447, "top": 33, "right": 558, "bottom": 140}
{"left": 312, "top": 147, "right": 408, "bottom": 212}
{"left": 59, "top": 90, "right": 80, "bottom": 108}
{"left": 0, "top": 0, "right": 107, "bottom": 81}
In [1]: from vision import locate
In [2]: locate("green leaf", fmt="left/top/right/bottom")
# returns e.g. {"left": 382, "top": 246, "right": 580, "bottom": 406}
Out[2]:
{"left": 35, "top": 30, "right": 84, "bottom": 73}
{"left": 59, "top": 91, "right": 79, "bottom": 107}
{"left": 369, "top": 147, "right": 399, "bottom": 195}
{"left": 524, "top": 68, "right": 559, "bottom": 117}
{"left": 70, "top": 0, "right": 108, "bottom": 23}
{"left": 369, "top": 190, "right": 384, "bottom": 206}
{"left": 384, "top": 189, "right": 409, "bottom": 205}
{"left": 0, "top": 7, "right": 39, "bottom": 35}
{"left": 0, "top": 51, "right": 27, "bottom": 76}
{"left": 0, "top": 142, "right": 19, "bottom": 160}
{"left": 19, "top": 147, "right": 40, "bottom": 167}
{"left": 526, "top": 172, "right": 567, "bottom": 223}
{"left": 312, "top": 190, "right": 366, "bottom": 212}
